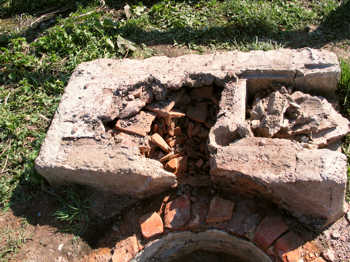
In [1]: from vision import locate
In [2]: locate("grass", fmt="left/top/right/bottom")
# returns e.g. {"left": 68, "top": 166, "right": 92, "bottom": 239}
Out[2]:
{"left": 0, "top": 0, "right": 349, "bottom": 259}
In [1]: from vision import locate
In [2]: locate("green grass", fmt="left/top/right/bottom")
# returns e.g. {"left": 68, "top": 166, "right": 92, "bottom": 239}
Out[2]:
{"left": 339, "top": 59, "right": 350, "bottom": 201}
{"left": 0, "top": 0, "right": 349, "bottom": 259}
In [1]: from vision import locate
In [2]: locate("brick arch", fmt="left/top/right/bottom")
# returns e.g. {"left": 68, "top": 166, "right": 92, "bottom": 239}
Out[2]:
{"left": 131, "top": 230, "right": 272, "bottom": 262}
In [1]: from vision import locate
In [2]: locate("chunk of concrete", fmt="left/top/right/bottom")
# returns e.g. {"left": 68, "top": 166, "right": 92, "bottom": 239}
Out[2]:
{"left": 250, "top": 89, "right": 350, "bottom": 147}
{"left": 35, "top": 49, "right": 340, "bottom": 198}
{"left": 210, "top": 137, "right": 347, "bottom": 228}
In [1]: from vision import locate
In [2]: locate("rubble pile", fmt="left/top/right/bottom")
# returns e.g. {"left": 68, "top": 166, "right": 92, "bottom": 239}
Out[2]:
{"left": 115, "top": 86, "right": 221, "bottom": 179}
{"left": 247, "top": 87, "right": 349, "bottom": 148}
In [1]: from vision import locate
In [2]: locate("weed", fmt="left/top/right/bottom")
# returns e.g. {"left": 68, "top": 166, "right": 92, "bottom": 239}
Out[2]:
{"left": 53, "top": 186, "right": 91, "bottom": 235}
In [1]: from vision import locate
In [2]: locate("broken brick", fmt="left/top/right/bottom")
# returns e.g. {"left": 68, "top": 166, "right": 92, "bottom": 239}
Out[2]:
{"left": 115, "top": 111, "right": 156, "bottom": 137}
{"left": 164, "top": 195, "right": 191, "bottom": 230}
{"left": 253, "top": 216, "right": 289, "bottom": 250}
{"left": 206, "top": 196, "right": 234, "bottom": 223}
{"left": 274, "top": 232, "right": 303, "bottom": 261}
{"left": 139, "top": 212, "right": 164, "bottom": 239}
{"left": 151, "top": 133, "right": 171, "bottom": 152}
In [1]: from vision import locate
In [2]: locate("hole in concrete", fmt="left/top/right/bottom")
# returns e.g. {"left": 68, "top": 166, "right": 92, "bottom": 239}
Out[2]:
{"left": 106, "top": 83, "right": 224, "bottom": 180}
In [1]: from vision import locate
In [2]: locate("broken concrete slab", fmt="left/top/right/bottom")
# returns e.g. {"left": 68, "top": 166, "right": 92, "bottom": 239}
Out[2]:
{"left": 210, "top": 137, "right": 348, "bottom": 228}
{"left": 35, "top": 49, "right": 340, "bottom": 200}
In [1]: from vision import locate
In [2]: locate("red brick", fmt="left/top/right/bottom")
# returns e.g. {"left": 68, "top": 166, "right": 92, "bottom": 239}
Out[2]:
{"left": 164, "top": 196, "right": 191, "bottom": 230}
{"left": 188, "top": 198, "right": 209, "bottom": 230}
{"left": 253, "top": 216, "right": 288, "bottom": 250}
{"left": 274, "top": 231, "right": 303, "bottom": 260}
{"left": 139, "top": 212, "right": 164, "bottom": 239}
{"left": 206, "top": 196, "right": 234, "bottom": 223}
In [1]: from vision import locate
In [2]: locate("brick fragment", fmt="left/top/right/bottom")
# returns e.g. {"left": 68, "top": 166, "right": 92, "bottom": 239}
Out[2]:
{"left": 274, "top": 232, "right": 303, "bottom": 262}
{"left": 139, "top": 212, "right": 164, "bottom": 239}
{"left": 253, "top": 216, "right": 288, "bottom": 250}
{"left": 164, "top": 195, "right": 191, "bottom": 230}
{"left": 206, "top": 196, "right": 234, "bottom": 223}
{"left": 151, "top": 133, "right": 171, "bottom": 152}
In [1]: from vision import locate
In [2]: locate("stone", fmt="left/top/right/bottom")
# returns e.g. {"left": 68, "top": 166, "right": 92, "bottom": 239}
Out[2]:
{"left": 112, "top": 235, "right": 140, "bottom": 262}
{"left": 115, "top": 111, "right": 156, "bottom": 137}
{"left": 206, "top": 196, "right": 234, "bottom": 223}
{"left": 208, "top": 79, "right": 247, "bottom": 148}
{"left": 253, "top": 216, "right": 288, "bottom": 250}
{"left": 151, "top": 133, "right": 171, "bottom": 152}
{"left": 164, "top": 196, "right": 191, "bottom": 230}
{"left": 35, "top": 49, "right": 340, "bottom": 198}
{"left": 322, "top": 249, "right": 336, "bottom": 261}
{"left": 139, "top": 212, "right": 164, "bottom": 239}
{"left": 251, "top": 90, "right": 289, "bottom": 137}
{"left": 187, "top": 102, "right": 208, "bottom": 123}
{"left": 210, "top": 137, "right": 348, "bottom": 228}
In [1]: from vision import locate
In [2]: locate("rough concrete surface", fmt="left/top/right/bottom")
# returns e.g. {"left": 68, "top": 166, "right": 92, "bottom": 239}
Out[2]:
{"left": 35, "top": 48, "right": 345, "bottom": 220}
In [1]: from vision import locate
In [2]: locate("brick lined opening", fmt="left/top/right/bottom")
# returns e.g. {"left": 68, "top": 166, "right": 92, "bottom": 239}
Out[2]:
{"left": 131, "top": 230, "right": 272, "bottom": 262}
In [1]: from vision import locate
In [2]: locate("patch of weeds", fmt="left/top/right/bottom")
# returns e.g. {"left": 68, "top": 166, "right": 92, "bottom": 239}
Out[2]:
{"left": 53, "top": 186, "right": 91, "bottom": 235}
{"left": 0, "top": 217, "right": 31, "bottom": 261}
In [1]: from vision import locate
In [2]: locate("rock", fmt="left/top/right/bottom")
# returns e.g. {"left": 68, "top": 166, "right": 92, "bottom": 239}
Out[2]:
{"left": 206, "top": 196, "right": 234, "bottom": 223}
{"left": 331, "top": 231, "right": 340, "bottom": 239}
{"left": 208, "top": 79, "right": 247, "bottom": 148}
{"left": 164, "top": 196, "right": 191, "bottom": 230}
{"left": 139, "top": 212, "right": 164, "bottom": 239}
{"left": 253, "top": 216, "right": 289, "bottom": 250}
{"left": 35, "top": 49, "right": 340, "bottom": 198}
{"left": 322, "top": 248, "right": 336, "bottom": 261}
{"left": 250, "top": 90, "right": 350, "bottom": 147}
{"left": 115, "top": 111, "right": 156, "bottom": 137}
{"left": 210, "top": 137, "right": 348, "bottom": 228}
{"left": 112, "top": 235, "right": 140, "bottom": 262}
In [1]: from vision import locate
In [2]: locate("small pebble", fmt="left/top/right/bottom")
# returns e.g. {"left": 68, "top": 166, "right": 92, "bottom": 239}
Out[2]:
{"left": 322, "top": 248, "right": 335, "bottom": 261}
{"left": 331, "top": 231, "right": 340, "bottom": 239}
